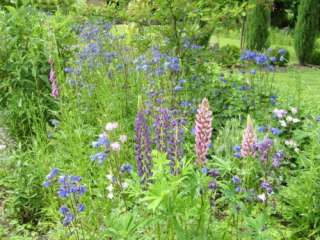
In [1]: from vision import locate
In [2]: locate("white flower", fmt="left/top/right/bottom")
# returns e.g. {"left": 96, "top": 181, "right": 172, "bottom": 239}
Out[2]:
{"left": 119, "top": 135, "right": 127, "bottom": 143}
{"left": 107, "top": 184, "right": 113, "bottom": 192}
{"left": 110, "top": 142, "right": 121, "bottom": 152}
{"left": 122, "top": 182, "right": 129, "bottom": 189}
{"left": 257, "top": 193, "right": 266, "bottom": 203}
{"left": 292, "top": 118, "right": 300, "bottom": 123}
{"left": 286, "top": 116, "right": 293, "bottom": 122}
{"left": 285, "top": 139, "right": 298, "bottom": 148}
{"left": 106, "top": 173, "right": 113, "bottom": 181}
{"left": 279, "top": 120, "right": 287, "bottom": 127}
{"left": 294, "top": 147, "right": 300, "bottom": 153}
{"left": 105, "top": 122, "right": 118, "bottom": 131}
{"left": 0, "top": 144, "right": 6, "bottom": 151}
{"left": 290, "top": 107, "right": 298, "bottom": 114}
{"left": 107, "top": 192, "right": 114, "bottom": 199}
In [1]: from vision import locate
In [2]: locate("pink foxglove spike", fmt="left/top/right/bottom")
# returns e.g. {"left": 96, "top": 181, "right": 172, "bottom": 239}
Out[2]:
{"left": 48, "top": 59, "right": 59, "bottom": 98}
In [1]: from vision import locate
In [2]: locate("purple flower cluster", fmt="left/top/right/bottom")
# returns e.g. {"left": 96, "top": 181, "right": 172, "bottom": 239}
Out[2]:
{"left": 254, "top": 137, "right": 273, "bottom": 162}
{"left": 57, "top": 175, "right": 87, "bottom": 198}
{"left": 272, "top": 151, "right": 285, "bottom": 168}
{"left": 135, "top": 111, "right": 152, "bottom": 179}
{"left": 43, "top": 169, "right": 86, "bottom": 226}
{"left": 260, "top": 180, "right": 273, "bottom": 194}
{"left": 206, "top": 168, "right": 220, "bottom": 191}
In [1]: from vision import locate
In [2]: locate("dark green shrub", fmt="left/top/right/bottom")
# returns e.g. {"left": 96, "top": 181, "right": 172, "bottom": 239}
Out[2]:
{"left": 310, "top": 39, "right": 320, "bottom": 65}
{"left": 213, "top": 44, "right": 240, "bottom": 67}
{"left": 245, "top": 0, "right": 271, "bottom": 51}
{"left": 294, "top": 0, "right": 319, "bottom": 65}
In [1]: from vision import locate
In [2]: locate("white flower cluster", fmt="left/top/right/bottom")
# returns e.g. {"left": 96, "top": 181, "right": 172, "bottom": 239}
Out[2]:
{"left": 273, "top": 107, "right": 300, "bottom": 128}
{"left": 284, "top": 139, "right": 299, "bottom": 153}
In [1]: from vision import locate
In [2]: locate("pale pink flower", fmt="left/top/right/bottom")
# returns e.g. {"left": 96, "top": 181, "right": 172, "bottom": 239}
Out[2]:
{"left": 241, "top": 115, "right": 257, "bottom": 158}
{"left": 273, "top": 109, "right": 287, "bottom": 119}
{"left": 110, "top": 142, "right": 121, "bottom": 152}
{"left": 195, "top": 98, "right": 212, "bottom": 166}
{"left": 119, "top": 135, "right": 127, "bottom": 143}
{"left": 105, "top": 122, "right": 118, "bottom": 131}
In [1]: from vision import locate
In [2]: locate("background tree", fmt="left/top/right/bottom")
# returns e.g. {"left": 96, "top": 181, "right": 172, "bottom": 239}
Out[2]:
{"left": 245, "top": 0, "right": 271, "bottom": 51}
{"left": 294, "top": 0, "right": 320, "bottom": 65}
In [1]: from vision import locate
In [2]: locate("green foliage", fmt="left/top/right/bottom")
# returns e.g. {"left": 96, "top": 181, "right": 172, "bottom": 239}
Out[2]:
{"left": 213, "top": 44, "right": 240, "bottom": 67}
{"left": 245, "top": 0, "right": 271, "bottom": 51}
{"left": 0, "top": 5, "right": 77, "bottom": 143}
{"left": 294, "top": 0, "right": 320, "bottom": 65}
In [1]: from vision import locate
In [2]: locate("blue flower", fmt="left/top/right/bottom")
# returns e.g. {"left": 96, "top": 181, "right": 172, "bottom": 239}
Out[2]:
{"left": 270, "top": 127, "right": 282, "bottom": 136}
{"left": 258, "top": 126, "right": 267, "bottom": 133}
{"left": 90, "top": 152, "right": 107, "bottom": 163}
{"left": 250, "top": 69, "right": 256, "bottom": 75}
{"left": 77, "top": 203, "right": 85, "bottom": 212}
{"left": 316, "top": 116, "right": 320, "bottom": 122}
{"left": 58, "top": 175, "right": 67, "bottom": 184}
{"left": 270, "top": 95, "right": 277, "bottom": 105}
{"left": 59, "top": 205, "right": 70, "bottom": 215}
{"left": 180, "top": 101, "right": 192, "bottom": 108}
{"left": 58, "top": 187, "right": 69, "bottom": 198}
{"left": 201, "top": 167, "right": 208, "bottom": 175}
{"left": 120, "top": 163, "right": 133, "bottom": 174}
{"left": 255, "top": 54, "right": 269, "bottom": 65}
{"left": 179, "top": 79, "right": 186, "bottom": 84}
{"left": 240, "top": 50, "right": 257, "bottom": 61}
{"left": 232, "top": 175, "right": 241, "bottom": 184}
{"left": 64, "top": 67, "right": 73, "bottom": 74}
{"left": 62, "top": 213, "right": 74, "bottom": 226}
{"left": 233, "top": 152, "right": 241, "bottom": 159}
{"left": 270, "top": 56, "right": 277, "bottom": 63}
{"left": 233, "top": 145, "right": 241, "bottom": 152}
{"left": 46, "top": 168, "right": 59, "bottom": 180}
{"left": 174, "top": 85, "right": 183, "bottom": 91}
{"left": 164, "top": 56, "right": 180, "bottom": 72}
{"left": 278, "top": 48, "right": 287, "bottom": 55}
{"left": 70, "top": 176, "right": 82, "bottom": 183}
{"left": 92, "top": 134, "right": 110, "bottom": 148}
{"left": 43, "top": 181, "right": 50, "bottom": 188}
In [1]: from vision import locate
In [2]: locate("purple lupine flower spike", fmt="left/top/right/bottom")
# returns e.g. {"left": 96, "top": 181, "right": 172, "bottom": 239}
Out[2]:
{"left": 154, "top": 108, "right": 171, "bottom": 153}
{"left": 48, "top": 59, "right": 59, "bottom": 98}
{"left": 241, "top": 115, "right": 257, "bottom": 158}
{"left": 195, "top": 98, "right": 212, "bottom": 166}
{"left": 135, "top": 110, "right": 152, "bottom": 179}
